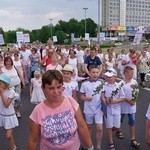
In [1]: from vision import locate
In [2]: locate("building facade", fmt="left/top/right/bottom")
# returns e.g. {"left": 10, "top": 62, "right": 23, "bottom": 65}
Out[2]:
{"left": 101, "top": 0, "right": 150, "bottom": 38}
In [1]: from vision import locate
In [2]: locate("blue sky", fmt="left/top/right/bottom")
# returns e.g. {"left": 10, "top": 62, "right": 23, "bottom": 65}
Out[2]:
{"left": 0, "top": 0, "right": 101, "bottom": 31}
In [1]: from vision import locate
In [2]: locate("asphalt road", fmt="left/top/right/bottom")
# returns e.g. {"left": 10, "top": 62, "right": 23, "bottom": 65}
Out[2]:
{"left": 0, "top": 78, "right": 150, "bottom": 150}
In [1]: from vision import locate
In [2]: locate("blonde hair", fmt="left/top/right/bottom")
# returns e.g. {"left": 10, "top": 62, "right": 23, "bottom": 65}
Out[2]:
{"left": 34, "top": 70, "right": 41, "bottom": 78}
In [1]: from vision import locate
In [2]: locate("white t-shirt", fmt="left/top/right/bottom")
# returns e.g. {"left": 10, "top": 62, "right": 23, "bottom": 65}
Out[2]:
{"left": 76, "top": 50, "right": 84, "bottom": 63}
{"left": 120, "top": 79, "right": 138, "bottom": 114}
{"left": 61, "top": 48, "right": 69, "bottom": 58}
{"left": 20, "top": 49, "right": 31, "bottom": 65}
{"left": 80, "top": 79, "right": 103, "bottom": 114}
{"left": 1, "top": 67, "right": 20, "bottom": 86}
{"left": 68, "top": 58, "right": 78, "bottom": 76}
{"left": 97, "top": 53, "right": 104, "bottom": 63}
{"left": 102, "top": 82, "right": 125, "bottom": 115}
{"left": 122, "top": 53, "right": 137, "bottom": 79}
{"left": 105, "top": 61, "right": 115, "bottom": 70}
{"left": 62, "top": 81, "right": 78, "bottom": 97}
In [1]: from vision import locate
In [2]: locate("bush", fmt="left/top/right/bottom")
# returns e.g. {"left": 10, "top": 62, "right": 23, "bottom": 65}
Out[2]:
{"left": 100, "top": 44, "right": 112, "bottom": 48}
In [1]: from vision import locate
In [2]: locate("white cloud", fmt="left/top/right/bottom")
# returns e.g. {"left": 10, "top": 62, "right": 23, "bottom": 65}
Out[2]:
{"left": 45, "top": 11, "right": 63, "bottom": 20}
{"left": 0, "top": 0, "right": 99, "bottom": 31}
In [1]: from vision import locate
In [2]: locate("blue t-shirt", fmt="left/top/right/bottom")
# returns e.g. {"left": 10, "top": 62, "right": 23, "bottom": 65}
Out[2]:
{"left": 84, "top": 55, "right": 102, "bottom": 70}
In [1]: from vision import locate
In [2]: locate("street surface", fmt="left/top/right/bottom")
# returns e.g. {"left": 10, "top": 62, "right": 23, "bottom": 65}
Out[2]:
{"left": 0, "top": 77, "right": 150, "bottom": 150}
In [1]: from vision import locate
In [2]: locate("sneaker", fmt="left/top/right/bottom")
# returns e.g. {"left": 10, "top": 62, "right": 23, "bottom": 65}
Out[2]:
{"left": 16, "top": 112, "right": 21, "bottom": 118}
{"left": 13, "top": 145, "right": 17, "bottom": 150}
{"left": 116, "top": 131, "right": 124, "bottom": 139}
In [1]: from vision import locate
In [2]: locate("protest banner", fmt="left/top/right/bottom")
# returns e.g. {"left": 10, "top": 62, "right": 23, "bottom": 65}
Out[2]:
{"left": 53, "top": 36, "right": 58, "bottom": 42}
{"left": 23, "top": 33, "right": 30, "bottom": 43}
{"left": 132, "top": 26, "right": 145, "bottom": 45}
{"left": 16, "top": 31, "right": 23, "bottom": 43}
{"left": 0, "top": 34, "right": 4, "bottom": 45}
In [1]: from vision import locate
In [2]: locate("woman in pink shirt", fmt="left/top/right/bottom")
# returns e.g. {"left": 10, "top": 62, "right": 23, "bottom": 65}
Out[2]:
{"left": 27, "top": 70, "right": 93, "bottom": 150}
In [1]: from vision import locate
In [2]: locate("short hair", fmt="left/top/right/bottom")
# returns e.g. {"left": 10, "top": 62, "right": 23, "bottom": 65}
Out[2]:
{"left": 42, "top": 70, "right": 63, "bottom": 88}
{"left": 31, "top": 47, "right": 37, "bottom": 53}
{"left": 4, "top": 56, "right": 13, "bottom": 66}
{"left": 89, "top": 65, "right": 99, "bottom": 72}
{"left": 123, "top": 66, "right": 134, "bottom": 73}
{"left": 90, "top": 46, "right": 96, "bottom": 51}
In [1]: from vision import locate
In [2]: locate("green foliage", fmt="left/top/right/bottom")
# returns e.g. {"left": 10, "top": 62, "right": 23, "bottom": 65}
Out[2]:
{"left": 55, "top": 31, "right": 68, "bottom": 44}
{"left": 100, "top": 44, "right": 112, "bottom": 48}
{"left": 3, "top": 18, "right": 98, "bottom": 44}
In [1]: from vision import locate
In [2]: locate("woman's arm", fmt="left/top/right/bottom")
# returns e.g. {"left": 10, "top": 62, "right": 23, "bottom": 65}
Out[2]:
{"left": 16, "top": 67, "right": 25, "bottom": 88}
{"left": 27, "top": 119, "right": 40, "bottom": 150}
{"left": 75, "top": 107, "right": 93, "bottom": 149}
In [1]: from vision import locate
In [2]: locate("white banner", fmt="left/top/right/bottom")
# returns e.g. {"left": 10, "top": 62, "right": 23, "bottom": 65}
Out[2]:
{"left": 85, "top": 33, "right": 89, "bottom": 40}
{"left": 100, "top": 32, "right": 105, "bottom": 38}
{"left": 23, "top": 33, "right": 30, "bottom": 43}
{"left": 133, "top": 26, "right": 145, "bottom": 45}
{"left": 133, "top": 33, "right": 143, "bottom": 45}
{"left": 0, "top": 34, "right": 4, "bottom": 45}
{"left": 71, "top": 33, "right": 74, "bottom": 42}
{"left": 16, "top": 31, "right": 23, "bottom": 43}
{"left": 53, "top": 36, "right": 58, "bottom": 42}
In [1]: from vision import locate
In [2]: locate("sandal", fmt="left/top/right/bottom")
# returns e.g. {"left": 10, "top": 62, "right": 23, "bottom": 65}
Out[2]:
{"left": 116, "top": 131, "right": 124, "bottom": 139}
{"left": 131, "top": 139, "right": 140, "bottom": 149}
{"left": 109, "top": 143, "right": 116, "bottom": 150}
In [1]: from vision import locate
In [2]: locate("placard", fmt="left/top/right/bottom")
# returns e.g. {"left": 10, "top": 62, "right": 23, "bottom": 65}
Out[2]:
{"left": 53, "top": 36, "right": 58, "bottom": 42}
{"left": 16, "top": 31, "right": 23, "bottom": 43}
{"left": 23, "top": 33, "right": 30, "bottom": 43}
{"left": 0, "top": 34, "right": 4, "bottom": 45}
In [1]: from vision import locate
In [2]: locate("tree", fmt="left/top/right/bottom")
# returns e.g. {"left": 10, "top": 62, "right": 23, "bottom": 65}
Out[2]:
{"left": 55, "top": 31, "right": 68, "bottom": 44}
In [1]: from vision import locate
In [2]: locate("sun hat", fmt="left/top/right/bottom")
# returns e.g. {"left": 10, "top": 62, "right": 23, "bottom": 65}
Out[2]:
{"left": 104, "top": 68, "right": 117, "bottom": 77}
{"left": 0, "top": 74, "right": 11, "bottom": 85}
{"left": 62, "top": 64, "right": 73, "bottom": 73}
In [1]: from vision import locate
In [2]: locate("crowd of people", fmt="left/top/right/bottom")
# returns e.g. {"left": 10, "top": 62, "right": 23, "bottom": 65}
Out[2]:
{"left": 0, "top": 40, "right": 150, "bottom": 150}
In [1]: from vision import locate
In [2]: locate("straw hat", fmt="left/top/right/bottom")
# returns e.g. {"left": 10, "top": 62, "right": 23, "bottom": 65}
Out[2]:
{"left": 62, "top": 64, "right": 73, "bottom": 73}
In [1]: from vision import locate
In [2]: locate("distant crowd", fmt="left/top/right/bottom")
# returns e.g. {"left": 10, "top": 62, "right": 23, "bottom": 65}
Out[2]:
{"left": 0, "top": 39, "right": 150, "bottom": 150}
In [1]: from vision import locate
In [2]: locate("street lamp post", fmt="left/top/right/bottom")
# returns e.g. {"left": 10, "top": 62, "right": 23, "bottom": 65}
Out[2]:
{"left": 97, "top": 0, "right": 100, "bottom": 44}
{"left": 83, "top": 7, "right": 88, "bottom": 39}
{"left": 49, "top": 19, "right": 53, "bottom": 40}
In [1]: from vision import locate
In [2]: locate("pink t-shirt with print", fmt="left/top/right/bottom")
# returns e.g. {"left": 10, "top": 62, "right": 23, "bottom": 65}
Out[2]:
{"left": 30, "top": 97, "right": 80, "bottom": 150}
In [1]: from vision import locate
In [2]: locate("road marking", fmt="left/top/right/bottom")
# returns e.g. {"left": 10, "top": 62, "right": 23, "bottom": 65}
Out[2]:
{"left": 143, "top": 87, "right": 150, "bottom": 91}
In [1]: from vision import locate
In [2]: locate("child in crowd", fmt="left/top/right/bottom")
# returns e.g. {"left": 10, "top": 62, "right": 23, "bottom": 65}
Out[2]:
{"left": 30, "top": 70, "right": 45, "bottom": 104}
{"left": 80, "top": 65, "right": 103, "bottom": 150}
{"left": 117, "top": 66, "right": 140, "bottom": 149}
{"left": 62, "top": 64, "right": 78, "bottom": 101}
{"left": 0, "top": 74, "right": 19, "bottom": 150}
{"left": 101, "top": 68, "right": 125, "bottom": 150}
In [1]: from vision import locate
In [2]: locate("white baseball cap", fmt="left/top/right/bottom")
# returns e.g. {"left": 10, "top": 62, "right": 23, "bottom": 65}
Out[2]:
{"left": 104, "top": 68, "right": 117, "bottom": 77}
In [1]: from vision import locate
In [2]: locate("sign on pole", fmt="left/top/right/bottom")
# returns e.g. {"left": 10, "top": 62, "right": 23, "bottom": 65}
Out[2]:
{"left": 132, "top": 26, "right": 145, "bottom": 45}
{"left": 0, "top": 34, "right": 4, "bottom": 45}
{"left": 71, "top": 33, "right": 75, "bottom": 43}
{"left": 23, "top": 33, "right": 30, "bottom": 43}
{"left": 16, "top": 31, "right": 23, "bottom": 43}
{"left": 53, "top": 36, "right": 58, "bottom": 42}
{"left": 85, "top": 33, "right": 89, "bottom": 40}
